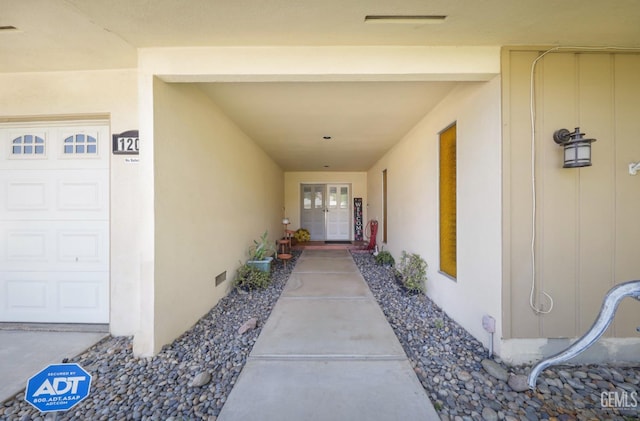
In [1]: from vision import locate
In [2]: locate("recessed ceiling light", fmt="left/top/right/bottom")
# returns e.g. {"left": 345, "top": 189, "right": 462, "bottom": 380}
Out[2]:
{"left": 364, "top": 15, "right": 447, "bottom": 24}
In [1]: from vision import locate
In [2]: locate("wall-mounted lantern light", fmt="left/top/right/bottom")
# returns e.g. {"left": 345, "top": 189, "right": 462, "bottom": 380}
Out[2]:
{"left": 553, "top": 127, "right": 596, "bottom": 168}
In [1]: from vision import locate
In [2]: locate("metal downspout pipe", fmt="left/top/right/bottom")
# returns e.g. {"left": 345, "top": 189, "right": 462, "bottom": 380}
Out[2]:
{"left": 528, "top": 280, "right": 640, "bottom": 390}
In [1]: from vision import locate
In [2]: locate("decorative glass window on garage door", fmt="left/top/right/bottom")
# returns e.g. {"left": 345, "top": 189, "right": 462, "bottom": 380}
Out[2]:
{"left": 12, "top": 135, "right": 46, "bottom": 156}
{"left": 64, "top": 134, "right": 98, "bottom": 155}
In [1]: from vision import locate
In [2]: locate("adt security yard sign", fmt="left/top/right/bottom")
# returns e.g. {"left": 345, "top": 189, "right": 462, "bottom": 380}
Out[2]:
{"left": 25, "top": 363, "right": 92, "bottom": 413}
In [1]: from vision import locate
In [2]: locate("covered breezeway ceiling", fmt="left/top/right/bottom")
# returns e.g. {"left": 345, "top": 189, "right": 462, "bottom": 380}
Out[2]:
{"left": 199, "top": 81, "right": 457, "bottom": 171}
{"left": 1, "top": 0, "right": 639, "bottom": 171}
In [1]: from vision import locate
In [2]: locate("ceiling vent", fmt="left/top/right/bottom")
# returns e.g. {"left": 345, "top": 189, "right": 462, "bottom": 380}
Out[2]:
{"left": 364, "top": 15, "right": 447, "bottom": 24}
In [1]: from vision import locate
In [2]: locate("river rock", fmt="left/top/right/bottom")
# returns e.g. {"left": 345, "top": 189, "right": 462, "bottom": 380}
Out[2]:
{"left": 481, "top": 359, "right": 509, "bottom": 382}
{"left": 190, "top": 372, "right": 212, "bottom": 387}
{"left": 237, "top": 317, "right": 258, "bottom": 334}
{"left": 508, "top": 374, "right": 530, "bottom": 392}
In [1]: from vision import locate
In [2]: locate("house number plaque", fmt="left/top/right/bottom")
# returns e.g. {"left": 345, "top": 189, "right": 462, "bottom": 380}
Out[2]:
{"left": 112, "top": 130, "right": 139, "bottom": 155}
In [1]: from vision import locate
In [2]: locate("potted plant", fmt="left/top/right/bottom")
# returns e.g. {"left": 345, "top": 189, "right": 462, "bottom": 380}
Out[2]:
{"left": 294, "top": 228, "right": 310, "bottom": 243}
{"left": 247, "top": 230, "right": 275, "bottom": 272}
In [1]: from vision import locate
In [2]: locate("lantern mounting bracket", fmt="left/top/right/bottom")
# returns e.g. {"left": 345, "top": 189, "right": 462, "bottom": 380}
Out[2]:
{"left": 553, "top": 128, "right": 573, "bottom": 144}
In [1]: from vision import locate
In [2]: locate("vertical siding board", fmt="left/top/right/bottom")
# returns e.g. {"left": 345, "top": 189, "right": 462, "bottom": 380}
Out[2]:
{"left": 540, "top": 53, "right": 578, "bottom": 337}
{"left": 576, "top": 53, "right": 616, "bottom": 335}
{"left": 507, "top": 51, "right": 543, "bottom": 338}
{"left": 613, "top": 54, "right": 640, "bottom": 337}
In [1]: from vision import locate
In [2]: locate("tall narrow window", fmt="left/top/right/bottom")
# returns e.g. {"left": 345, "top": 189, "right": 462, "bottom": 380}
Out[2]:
{"left": 382, "top": 169, "right": 388, "bottom": 243}
{"left": 439, "top": 124, "right": 457, "bottom": 278}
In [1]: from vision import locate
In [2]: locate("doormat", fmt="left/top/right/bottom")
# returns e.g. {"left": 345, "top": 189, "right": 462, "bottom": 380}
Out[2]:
{"left": 324, "top": 241, "right": 352, "bottom": 244}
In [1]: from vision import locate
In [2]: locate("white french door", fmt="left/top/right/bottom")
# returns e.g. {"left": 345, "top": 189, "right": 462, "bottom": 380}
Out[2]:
{"left": 300, "top": 184, "right": 326, "bottom": 241}
{"left": 300, "top": 184, "right": 351, "bottom": 241}
{"left": 326, "top": 184, "right": 350, "bottom": 241}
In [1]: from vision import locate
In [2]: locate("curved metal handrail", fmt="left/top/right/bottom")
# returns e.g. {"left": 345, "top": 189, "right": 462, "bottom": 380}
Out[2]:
{"left": 528, "top": 280, "right": 640, "bottom": 390}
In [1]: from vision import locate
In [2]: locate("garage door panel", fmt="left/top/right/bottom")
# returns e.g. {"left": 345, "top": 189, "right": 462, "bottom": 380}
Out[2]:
{"left": 59, "top": 278, "right": 104, "bottom": 310}
{"left": 2, "top": 221, "right": 108, "bottom": 271}
{"left": 58, "top": 179, "right": 102, "bottom": 211}
{"left": 1, "top": 126, "right": 108, "bottom": 171}
{"left": 4, "top": 278, "right": 48, "bottom": 310}
{"left": 0, "top": 272, "right": 108, "bottom": 323}
{"left": 1, "top": 170, "right": 107, "bottom": 220}
{"left": 56, "top": 170, "right": 107, "bottom": 215}
{"left": 6, "top": 180, "right": 48, "bottom": 210}
{"left": 6, "top": 230, "right": 48, "bottom": 262}
{"left": 58, "top": 228, "right": 106, "bottom": 265}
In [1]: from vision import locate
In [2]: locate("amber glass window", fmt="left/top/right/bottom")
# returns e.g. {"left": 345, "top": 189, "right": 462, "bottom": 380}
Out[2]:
{"left": 439, "top": 124, "right": 457, "bottom": 278}
{"left": 382, "top": 169, "right": 388, "bottom": 243}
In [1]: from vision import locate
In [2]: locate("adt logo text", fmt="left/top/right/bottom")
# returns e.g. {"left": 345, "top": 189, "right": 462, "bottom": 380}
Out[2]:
{"left": 25, "top": 363, "right": 92, "bottom": 412}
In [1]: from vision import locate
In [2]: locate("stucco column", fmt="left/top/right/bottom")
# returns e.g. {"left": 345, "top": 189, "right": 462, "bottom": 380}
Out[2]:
{"left": 133, "top": 72, "right": 156, "bottom": 357}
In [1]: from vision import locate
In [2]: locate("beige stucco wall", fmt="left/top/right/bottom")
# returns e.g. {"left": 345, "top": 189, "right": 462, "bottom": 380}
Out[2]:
{"left": 0, "top": 70, "right": 140, "bottom": 336}
{"left": 143, "top": 79, "right": 283, "bottom": 354}
{"left": 502, "top": 49, "right": 640, "bottom": 363}
{"left": 284, "top": 172, "right": 367, "bottom": 235}
{"left": 367, "top": 77, "right": 503, "bottom": 354}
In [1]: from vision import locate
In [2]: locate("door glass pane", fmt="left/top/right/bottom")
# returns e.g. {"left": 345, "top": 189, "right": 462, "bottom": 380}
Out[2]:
{"left": 314, "top": 191, "right": 323, "bottom": 208}
{"left": 303, "top": 187, "right": 312, "bottom": 210}
{"left": 329, "top": 187, "right": 337, "bottom": 208}
{"left": 340, "top": 187, "right": 348, "bottom": 209}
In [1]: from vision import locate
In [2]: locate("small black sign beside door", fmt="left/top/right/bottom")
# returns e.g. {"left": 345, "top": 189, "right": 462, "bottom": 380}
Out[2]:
{"left": 112, "top": 130, "right": 139, "bottom": 155}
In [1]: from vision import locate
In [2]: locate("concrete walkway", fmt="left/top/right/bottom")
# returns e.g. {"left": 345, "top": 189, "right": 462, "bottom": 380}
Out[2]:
{"left": 218, "top": 249, "right": 439, "bottom": 421}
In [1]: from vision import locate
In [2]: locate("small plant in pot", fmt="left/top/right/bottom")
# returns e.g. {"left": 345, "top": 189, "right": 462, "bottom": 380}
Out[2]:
{"left": 294, "top": 228, "right": 310, "bottom": 243}
{"left": 395, "top": 250, "right": 427, "bottom": 294}
{"left": 247, "top": 230, "right": 275, "bottom": 272}
{"left": 374, "top": 249, "right": 395, "bottom": 268}
{"left": 234, "top": 263, "right": 271, "bottom": 290}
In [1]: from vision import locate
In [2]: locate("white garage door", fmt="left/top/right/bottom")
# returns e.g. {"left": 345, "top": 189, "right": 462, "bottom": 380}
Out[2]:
{"left": 0, "top": 122, "right": 109, "bottom": 324}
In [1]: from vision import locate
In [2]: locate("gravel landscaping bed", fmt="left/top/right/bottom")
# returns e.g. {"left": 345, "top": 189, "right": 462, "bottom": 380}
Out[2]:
{"left": 351, "top": 251, "right": 639, "bottom": 421}
{"left": 0, "top": 251, "right": 300, "bottom": 421}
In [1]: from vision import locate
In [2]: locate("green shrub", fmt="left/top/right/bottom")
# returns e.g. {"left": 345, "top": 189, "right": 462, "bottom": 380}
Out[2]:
{"left": 434, "top": 318, "right": 444, "bottom": 329}
{"left": 374, "top": 250, "right": 395, "bottom": 267}
{"left": 234, "top": 263, "right": 271, "bottom": 290}
{"left": 396, "top": 251, "right": 427, "bottom": 293}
